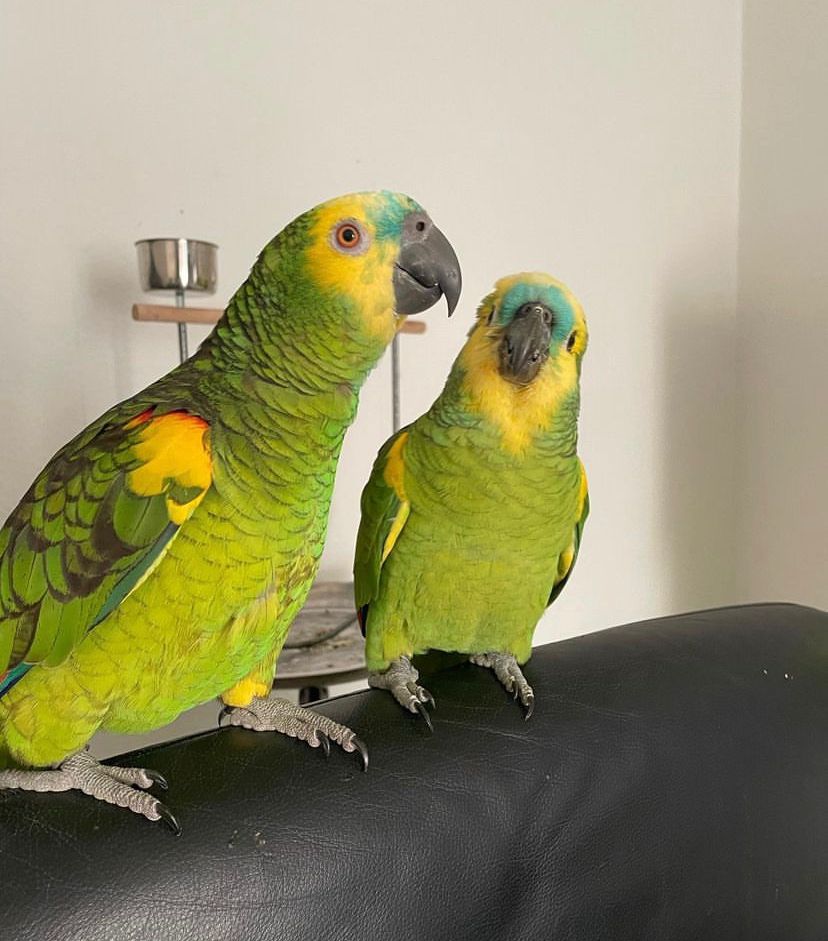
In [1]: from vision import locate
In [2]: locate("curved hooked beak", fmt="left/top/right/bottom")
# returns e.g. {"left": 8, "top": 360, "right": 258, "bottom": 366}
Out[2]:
{"left": 499, "top": 302, "right": 554, "bottom": 385}
{"left": 393, "top": 212, "right": 462, "bottom": 317}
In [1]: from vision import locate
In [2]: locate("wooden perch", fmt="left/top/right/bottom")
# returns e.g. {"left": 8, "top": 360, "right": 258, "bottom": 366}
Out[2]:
{"left": 132, "top": 304, "right": 427, "bottom": 333}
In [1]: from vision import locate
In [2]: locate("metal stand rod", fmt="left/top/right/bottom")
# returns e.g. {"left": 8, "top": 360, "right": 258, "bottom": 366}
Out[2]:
{"left": 175, "top": 288, "right": 189, "bottom": 364}
{"left": 391, "top": 333, "right": 401, "bottom": 432}
{"left": 299, "top": 685, "right": 329, "bottom": 705}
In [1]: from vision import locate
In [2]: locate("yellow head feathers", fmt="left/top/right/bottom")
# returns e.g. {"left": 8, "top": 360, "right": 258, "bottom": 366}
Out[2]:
{"left": 458, "top": 272, "right": 588, "bottom": 455}
{"left": 302, "top": 192, "right": 422, "bottom": 343}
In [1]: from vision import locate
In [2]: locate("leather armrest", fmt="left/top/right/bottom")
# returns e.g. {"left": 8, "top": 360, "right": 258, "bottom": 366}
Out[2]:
{"left": 1, "top": 603, "right": 826, "bottom": 940}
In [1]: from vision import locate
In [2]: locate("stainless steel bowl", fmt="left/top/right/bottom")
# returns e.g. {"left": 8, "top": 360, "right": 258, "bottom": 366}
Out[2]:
{"left": 135, "top": 238, "right": 218, "bottom": 293}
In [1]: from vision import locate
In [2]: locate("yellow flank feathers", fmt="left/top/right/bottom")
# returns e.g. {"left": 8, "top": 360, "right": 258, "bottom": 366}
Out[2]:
{"left": 220, "top": 675, "right": 271, "bottom": 708}
{"left": 555, "top": 463, "right": 588, "bottom": 584}
{"left": 382, "top": 432, "right": 410, "bottom": 562}
{"left": 577, "top": 461, "right": 589, "bottom": 517}
{"left": 127, "top": 411, "right": 212, "bottom": 524}
{"left": 304, "top": 194, "right": 400, "bottom": 345}
{"left": 220, "top": 609, "right": 281, "bottom": 706}
{"left": 382, "top": 503, "right": 410, "bottom": 564}
{"left": 557, "top": 544, "right": 575, "bottom": 580}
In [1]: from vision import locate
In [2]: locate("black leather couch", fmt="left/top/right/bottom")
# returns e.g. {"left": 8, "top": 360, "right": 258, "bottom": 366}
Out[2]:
{"left": 0, "top": 603, "right": 826, "bottom": 940}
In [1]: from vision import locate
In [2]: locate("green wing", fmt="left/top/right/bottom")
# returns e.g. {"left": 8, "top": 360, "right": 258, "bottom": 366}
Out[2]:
{"left": 354, "top": 428, "right": 410, "bottom": 634}
{"left": 547, "top": 463, "right": 589, "bottom": 606}
{"left": 0, "top": 405, "right": 212, "bottom": 679}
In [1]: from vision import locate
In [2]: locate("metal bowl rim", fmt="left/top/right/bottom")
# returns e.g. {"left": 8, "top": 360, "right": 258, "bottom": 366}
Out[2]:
{"left": 134, "top": 238, "right": 219, "bottom": 249}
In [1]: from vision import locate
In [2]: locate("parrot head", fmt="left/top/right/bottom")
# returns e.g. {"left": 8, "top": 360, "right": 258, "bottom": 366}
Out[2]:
{"left": 455, "top": 273, "right": 588, "bottom": 454}
{"left": 257, "top": 191, "right": 461, "bottom": 345}
{"left": 470, "top": 272, "right": 588, "bottom": 386}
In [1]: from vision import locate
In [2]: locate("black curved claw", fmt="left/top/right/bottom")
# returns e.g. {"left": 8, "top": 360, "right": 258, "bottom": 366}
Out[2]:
{"left": 155, "top": 802, "right": 182, "bottom": 837}
{"left": 414, "top": 700, "right": 434, "bottom": 732}
{"left": 422, "top": 689, "right": 436, "bottom": 710}
{"left": 523, "top": 696, "right": 535, "bottom": 721}
{"left": 351, "top": 737, "right": 369, "bottom": 773}
{"left": 217, "top": 705, "right": 234, "bottom": 727}
{"left": 317, "top": 732, "right": 331, "bottom": 758}
{"left": 145, "top": 769, "right": 168, "bottom": 791}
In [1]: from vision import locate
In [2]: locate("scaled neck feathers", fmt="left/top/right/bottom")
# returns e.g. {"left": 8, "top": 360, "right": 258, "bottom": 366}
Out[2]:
{"left": 197, "top": 255, "right": 387, "bottom": 397}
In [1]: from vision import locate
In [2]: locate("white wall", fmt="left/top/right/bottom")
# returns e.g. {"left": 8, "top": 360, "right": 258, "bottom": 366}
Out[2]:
{"left": 0, "top": 2, "right": 744, "bottom": 750}
{"left": 737, "top": 0, "right": 828, "bottom": 610}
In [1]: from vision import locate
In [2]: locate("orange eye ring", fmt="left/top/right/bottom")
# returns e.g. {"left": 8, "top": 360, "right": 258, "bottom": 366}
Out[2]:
{"left": 335, "top": 222, "right": 362, "bottom": 250}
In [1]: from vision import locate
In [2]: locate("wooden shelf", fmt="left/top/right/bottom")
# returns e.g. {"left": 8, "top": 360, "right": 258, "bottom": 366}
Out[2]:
{"left": 132, "top": 304, "right": 427, "bottom": 333}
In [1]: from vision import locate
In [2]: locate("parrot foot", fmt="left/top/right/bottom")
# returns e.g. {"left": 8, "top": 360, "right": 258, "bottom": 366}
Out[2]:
{"left": 470, "top": 652, "right": 535, "bottom": 720}
{"left": 368, "top": 657, "right": 435, "bottom": 730}
{"left": 0, "top": 750, "right": 180, "bottom": 834}
{"left": 221, "top": 697, "right": 368, "bottom": 771}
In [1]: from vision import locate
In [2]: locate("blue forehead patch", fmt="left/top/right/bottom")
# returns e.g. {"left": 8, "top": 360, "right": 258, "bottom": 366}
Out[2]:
{"left": 497, "top": 282, "right": 576, "bottom": 343}
{"left": 369, "top": 191, "right": 422, "bottom": 240}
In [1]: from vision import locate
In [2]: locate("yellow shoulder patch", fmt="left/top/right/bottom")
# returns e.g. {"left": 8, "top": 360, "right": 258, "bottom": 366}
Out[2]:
{"left": 383, "top": 431, "right": 409, "bottom": 500}
{"left": 126, "top": 410, "right": 212, "bottom": 525}
{"left": 381, "top": 432, "right": 410, "bottom": 562}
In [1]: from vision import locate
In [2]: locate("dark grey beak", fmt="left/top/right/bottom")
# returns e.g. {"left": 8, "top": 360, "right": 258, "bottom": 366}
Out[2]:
{"left": 499, "top": 302, "right": 554, "bottom": 385}
{"left": 393, "top": 212, "right": 462, "bottom": 317}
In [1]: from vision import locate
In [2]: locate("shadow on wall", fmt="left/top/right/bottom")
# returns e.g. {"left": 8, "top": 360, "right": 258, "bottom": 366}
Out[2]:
{"left": 734, "top": 302, "right": 828, "bottom": 609}
{"left": 658, "top": 251, "right": 741, "bottom": 614}
{"left": 81, "top": 249, "right": 139, "bottom": 401}
{"left": 81, "top": 247, "right": 210, "bottom": 415}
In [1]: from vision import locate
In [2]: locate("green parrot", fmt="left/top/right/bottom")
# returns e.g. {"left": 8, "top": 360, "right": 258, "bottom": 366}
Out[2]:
{"left": 0, "top": 191, "right": 461, "bottom": 830}
{"left": 354, "top": 272, "right": 588, "bottom": 727}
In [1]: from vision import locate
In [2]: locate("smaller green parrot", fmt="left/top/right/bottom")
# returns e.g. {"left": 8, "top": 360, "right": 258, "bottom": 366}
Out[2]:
{"left": 354, "top": 272, "right": 589, "bottom": 725}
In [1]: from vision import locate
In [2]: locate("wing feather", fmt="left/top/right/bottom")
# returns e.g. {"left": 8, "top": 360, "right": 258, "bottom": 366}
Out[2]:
{"left": 0, "top": 406, "right": 212, "bottom": 684}
{"left": 353, "top": 429, "right": 410, "bottom": 634}
{"left": 547, "top": 461, "right": 589, "bottom": 606}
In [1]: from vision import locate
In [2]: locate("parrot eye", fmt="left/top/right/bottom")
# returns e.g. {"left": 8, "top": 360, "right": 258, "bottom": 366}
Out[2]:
{"left": 337, "top": 225, "right": 359, "bottom": 246}
{"left": 331, "top": 220, "right": 369, "bottom": 255}
{"left": 567, "top": 332, "right": 577, "bottom": 352}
